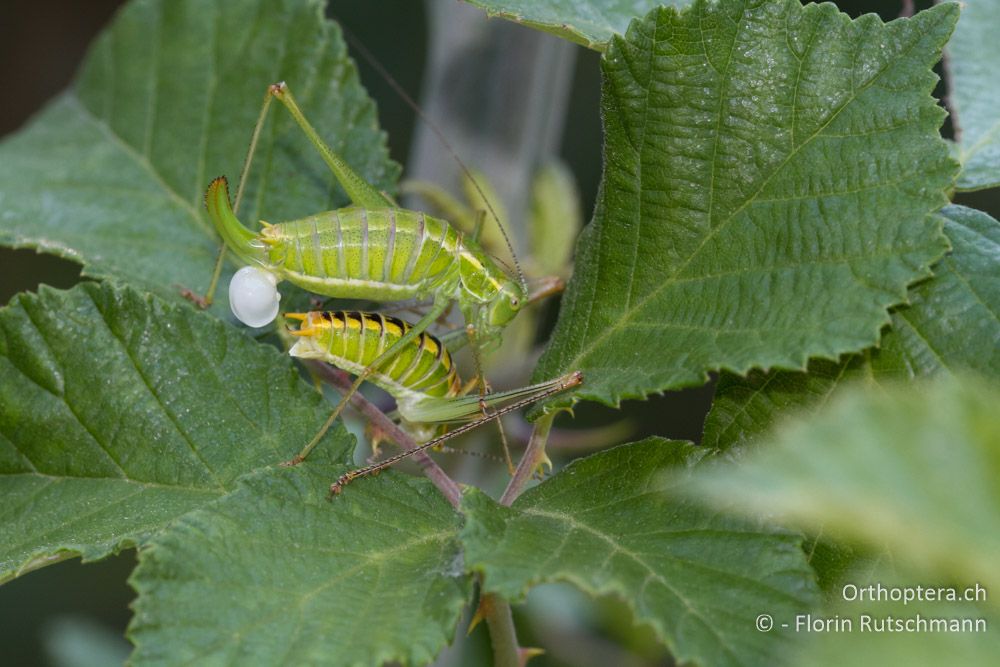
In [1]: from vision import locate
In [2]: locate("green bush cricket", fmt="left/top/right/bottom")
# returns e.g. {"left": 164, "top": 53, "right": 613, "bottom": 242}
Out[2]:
{"left": 202, "top": 82, "right": 572, "bottom": 471}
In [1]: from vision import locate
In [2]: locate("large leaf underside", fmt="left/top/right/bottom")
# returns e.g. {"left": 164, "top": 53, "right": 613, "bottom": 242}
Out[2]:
{"left": 704, "top": 204, "right": 1000, "bottom": 450}
{"left": 0, "top": 0, "right": 398, "bottom": 314}
{"left": 462, "top": 438, "right": 820, "bottom": 667}
{"left": 534, "top": 1, "right": 958, "bottom": 409}
{"left": 0, "top": 283, "right": 346, "bottom": 582}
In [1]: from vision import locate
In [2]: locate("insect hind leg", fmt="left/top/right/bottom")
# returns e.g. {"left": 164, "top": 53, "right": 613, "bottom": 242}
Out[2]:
{"left": 268, "top": 82, "right": 393, "bottom": 209}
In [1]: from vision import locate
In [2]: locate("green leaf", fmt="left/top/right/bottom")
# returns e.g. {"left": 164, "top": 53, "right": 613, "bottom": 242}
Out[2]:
{"left": 533, "top": 2, "right": 958, "bottom": 410}
{"left": 461, "top": 438, "right": 820, "bottom": 667}
{"left": 690, "top": 374, "right": 1000, "bottom": 593}
{"left": 129, "top": 463, "right": 469, "bottom": 667}
{"left": 0, "top": 0, "right": 398, "bottom": 311}
{"left": 462, "top": 0, "right": 688, "bottom": 50}
{"left": 704, "top": 204, "right": 1000, "bottom": 450}
{"left": 946, "top": 0, "right": 1000, "bottom": 190}
{"left": 0, "top": 282, "right": 346, "bottom": 582}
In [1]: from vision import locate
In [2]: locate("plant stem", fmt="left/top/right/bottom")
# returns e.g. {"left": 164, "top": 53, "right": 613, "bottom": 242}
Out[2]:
{"left": 305, "top": 360, "right": 462, "bottom": 508}
{"left": 312, "top": 355, "right": 540, "bottom": 664}
{"left": 483, "top": 413, "right": 555, "bottom": 666}
{"left": 500, "top": 412, "right": 554, "bottom": 506}
{"left": 481, "top": 593, "right": 520, "bottom": 667}
{"left": 409, "top": 5, "right": 574, "bottom": 663}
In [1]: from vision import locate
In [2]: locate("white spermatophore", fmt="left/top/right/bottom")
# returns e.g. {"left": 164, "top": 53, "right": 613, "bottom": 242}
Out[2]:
{"left": 229, "top": 266, "right": 281, "bottom": 327}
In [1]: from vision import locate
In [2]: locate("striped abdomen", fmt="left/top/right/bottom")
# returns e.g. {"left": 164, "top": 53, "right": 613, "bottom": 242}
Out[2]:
{"left": 262, "top": 207, "right": 464, "bottom": 301}
{"left": 287, "top": 311, "right": 461, "bottom": 411}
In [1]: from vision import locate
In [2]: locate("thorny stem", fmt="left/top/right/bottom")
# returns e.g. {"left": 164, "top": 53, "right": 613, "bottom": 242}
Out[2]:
{"left": 402, "top": 1, "right": 574, "bottom": 661}
{"left": 311, "top": 361, "right": 549, "bottom": 665}
{"left": 481, "top": 593, "right": 521, "bottom": 667}
{"left": 485, "top": 412, "right": 556, "bottom": 667}
{"left": 500, "top": 412, "right": 555, "bottom": 506}
{"left": 305, "top": 361, "right": 462, "bottom": 508}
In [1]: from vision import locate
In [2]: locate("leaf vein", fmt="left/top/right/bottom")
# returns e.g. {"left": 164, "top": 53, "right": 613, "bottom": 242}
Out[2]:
{"left": 521, "top": 506, "right": 741, "bottom": 660}
{"left": 68, "top": 96, "right": 212, "bottom": 237}
{"left": 92, "top": 296, "right": 227, "bottom": 490}
{"left": 559, "top": 9, "right": 941, "bottom": 373}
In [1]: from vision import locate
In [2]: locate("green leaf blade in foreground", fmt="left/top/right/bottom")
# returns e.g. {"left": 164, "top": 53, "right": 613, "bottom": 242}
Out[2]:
{"left": 0, "top": 0, "right": 398, "bottom": 310}
{"left": 129, "top": 464, "right": 468, "bottom": 667}
{"left": 0, "top": 282, "right": 345, "bottom": 582}
{"left": 462, "top": 0, "right": 687, "bottom": 50}
{"left": 946, "top": 0, "right": 1000, "bottom": 190}
{"left": 704, "top": 204, "right": 1000, "bottom": 450}
{"left": 462, "top": 438, "right": 820, "bottom": 667}
{"left": 534, "top": 1, "right": 958, "bottom": 409}
{"left": 691, "top": 374, "right": 1000, "bottom": 593}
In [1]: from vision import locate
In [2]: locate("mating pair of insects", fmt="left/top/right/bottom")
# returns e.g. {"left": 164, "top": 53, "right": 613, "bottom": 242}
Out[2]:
{"left": 200, "top": 82, "right": 581, "bottom": 495}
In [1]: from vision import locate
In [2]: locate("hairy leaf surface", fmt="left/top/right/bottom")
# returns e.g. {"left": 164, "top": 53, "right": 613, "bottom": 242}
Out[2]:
{"left": 692, "top": 374, "right": 1000, "bottom": 593}
{"left": 704, "top": 205, "right": 1000, "bottom": 450}
{"left": 0, "top": 283, "right": 345, "bottom": 582}
{"left": 0, "top": 0, "right": 398, "bottom": 312}
{"left": 462, "top": 0, "right": 686, "bottom": 50}
{"left": 129, "top": 464, "right": 469, "bottom": 667}
{"left": 946, "top": 0, "right": 1000, "bottom": 190}
{"left": 462, "top": 438, "right": 820, "bottom": 667}
{"left": 533, "top": 1, "right": 958, "bottom": 409}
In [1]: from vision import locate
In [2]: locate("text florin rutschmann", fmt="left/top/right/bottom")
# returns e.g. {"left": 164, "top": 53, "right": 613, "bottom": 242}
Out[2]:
{"left": 795, "top": 613, "right": 987, "bottom": 633}
{"left": 771, "top": 583, "right": 990, "bottom": 635}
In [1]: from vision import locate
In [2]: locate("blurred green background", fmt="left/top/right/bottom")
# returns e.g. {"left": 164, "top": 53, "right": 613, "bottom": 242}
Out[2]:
{"left": 1, "top": 1, "right": 996, "bottom": 665}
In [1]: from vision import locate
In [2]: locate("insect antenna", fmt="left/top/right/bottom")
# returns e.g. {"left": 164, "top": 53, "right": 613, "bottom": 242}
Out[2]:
{"left": 335, "top": 20, "right": 529, "bottom": 294}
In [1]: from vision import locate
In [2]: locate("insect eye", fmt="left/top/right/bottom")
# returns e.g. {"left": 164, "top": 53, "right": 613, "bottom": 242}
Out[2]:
{"left": 229, "top": 266, "right": 281, "bottom": 327}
